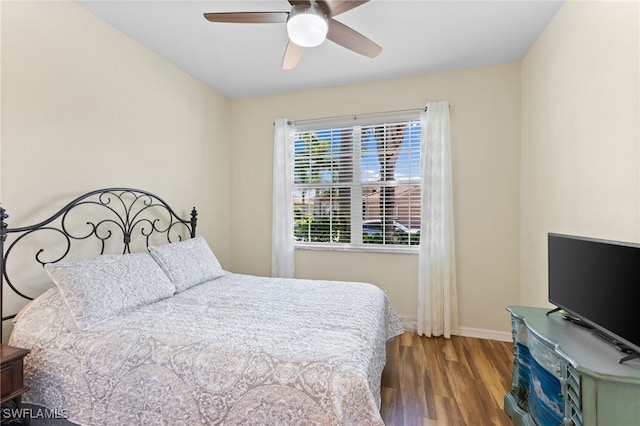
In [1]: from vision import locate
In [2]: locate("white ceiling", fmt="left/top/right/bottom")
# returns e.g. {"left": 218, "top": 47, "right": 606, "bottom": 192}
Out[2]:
{"left": 76, "top": 0, "right": 564, "bottom": 99}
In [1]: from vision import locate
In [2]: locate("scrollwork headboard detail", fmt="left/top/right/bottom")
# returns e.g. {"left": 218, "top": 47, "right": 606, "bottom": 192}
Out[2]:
{"left": 1, "top": 187, "right": 198, "bottom": 341}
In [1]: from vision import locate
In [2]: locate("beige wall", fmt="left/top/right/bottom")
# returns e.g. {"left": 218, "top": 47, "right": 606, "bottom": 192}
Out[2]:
{"left": 520, "top": 0, "right": 640, "bottom": 307}
{"left": 1, "top": 1, "right": 231, "bottom": 328}
{"left": 229, "top": 64, "right": 522, "bottom": 335}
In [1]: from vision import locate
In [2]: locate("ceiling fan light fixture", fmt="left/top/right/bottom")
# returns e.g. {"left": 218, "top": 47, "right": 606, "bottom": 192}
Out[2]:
{"left": 286, "top": 5, "right": 328, "bottom": 48}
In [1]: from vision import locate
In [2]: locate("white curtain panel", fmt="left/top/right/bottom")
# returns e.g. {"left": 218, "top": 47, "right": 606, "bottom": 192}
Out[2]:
{"left": 271, "top": 119, "right": 295, "bottom": 278}
{"left": 417, "top": 102, "right": 459, "bottom": 337}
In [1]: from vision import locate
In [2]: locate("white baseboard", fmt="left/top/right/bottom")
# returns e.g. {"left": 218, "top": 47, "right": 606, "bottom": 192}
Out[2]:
{"left": 399, "top": 317, "right": 512, "bottom": 342}
{"left": 456, "top": 326, "right": 512, "bottom": 342}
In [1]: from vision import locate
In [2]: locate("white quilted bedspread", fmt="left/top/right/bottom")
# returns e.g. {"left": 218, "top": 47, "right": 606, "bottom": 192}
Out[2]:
{"left": 9, "top": 273, "right": 404, "bottom": 425}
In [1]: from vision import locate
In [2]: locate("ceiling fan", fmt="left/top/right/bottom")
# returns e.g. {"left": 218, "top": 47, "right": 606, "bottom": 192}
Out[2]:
{"left": 203, "top": 0, "right": 382, "bottom": 70}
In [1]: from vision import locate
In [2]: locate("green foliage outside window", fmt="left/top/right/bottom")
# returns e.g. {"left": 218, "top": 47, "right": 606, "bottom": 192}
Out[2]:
{"left": 294, "top": 215, "right": 346, "bottom": 243}
{"left": 363, "top": 230, "right": 420, "bottom": 245}
{"left": 295, "top": 213, "right": 420, "bottom": 245}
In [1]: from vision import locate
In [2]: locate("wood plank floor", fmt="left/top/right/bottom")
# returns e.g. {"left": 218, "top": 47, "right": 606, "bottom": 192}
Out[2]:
{"left": 380, "top": 332, "right": 514, "bottom": 426}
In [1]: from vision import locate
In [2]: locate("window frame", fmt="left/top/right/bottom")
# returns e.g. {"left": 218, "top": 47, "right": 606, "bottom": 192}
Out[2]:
{"left": 291, "top": 111, "right": 422, "bottom": 253}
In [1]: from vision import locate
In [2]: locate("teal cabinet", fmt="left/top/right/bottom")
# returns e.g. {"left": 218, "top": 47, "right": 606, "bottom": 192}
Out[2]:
{"left": 504, "top": 306, "right": 640, "bottom": 426}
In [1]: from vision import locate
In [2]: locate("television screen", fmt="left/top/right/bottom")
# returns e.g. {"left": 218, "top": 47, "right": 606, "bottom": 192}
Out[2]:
{"left": 548, "top": 233, "right": 640, "bottom": 355}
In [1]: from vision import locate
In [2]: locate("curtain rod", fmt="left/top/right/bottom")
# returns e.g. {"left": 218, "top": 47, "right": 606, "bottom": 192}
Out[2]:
{"left": 285, "top": 106, "right": 430, "bottom": 126}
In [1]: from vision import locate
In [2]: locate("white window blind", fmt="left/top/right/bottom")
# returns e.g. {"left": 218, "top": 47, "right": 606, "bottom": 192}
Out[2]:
{"left": 292, "top": 112, "right": 422, "bottom": 250}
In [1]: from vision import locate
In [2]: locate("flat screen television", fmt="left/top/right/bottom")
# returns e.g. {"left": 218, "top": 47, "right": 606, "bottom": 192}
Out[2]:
{"left": 548, "top": 232, "right": 640, "bottom": 360}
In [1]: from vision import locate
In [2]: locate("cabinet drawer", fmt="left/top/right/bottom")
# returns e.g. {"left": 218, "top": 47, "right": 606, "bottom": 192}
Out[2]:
{"left": 1, "top": 363, "right": 16, "bottom": 399}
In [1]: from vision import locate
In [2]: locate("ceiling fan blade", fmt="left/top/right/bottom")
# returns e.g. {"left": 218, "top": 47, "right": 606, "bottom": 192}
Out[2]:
{"left": 317, "top": 0, "right": 368, "bottom": 17}
{"left": 203, "top": 12, "right": 288, "bottom": 24}
{"left": 283, "top": 40, "right": 305, "bottom": 70}
{"left": 326, "top": 18, "right": 382, "bottom": 58}
{"left": 288, "top": 1, "right": 311, "bottom": 7}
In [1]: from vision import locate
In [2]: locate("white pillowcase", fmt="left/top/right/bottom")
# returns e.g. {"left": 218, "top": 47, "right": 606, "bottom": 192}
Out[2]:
{"left": 45, "top": 253, "right": 175, "bottom": 330}
{"left": 149, "top": 236, "right": 225, "bottom": 293}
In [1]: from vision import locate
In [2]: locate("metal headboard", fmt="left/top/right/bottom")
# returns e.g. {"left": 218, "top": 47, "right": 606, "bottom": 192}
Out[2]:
{"left": 0, "top": 187, "right": 198, "bottom": 341}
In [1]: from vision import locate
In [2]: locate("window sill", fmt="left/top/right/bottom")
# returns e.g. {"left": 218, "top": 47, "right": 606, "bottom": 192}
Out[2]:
{"left": 294, "top": 244, "right": 419, "bottom": 255}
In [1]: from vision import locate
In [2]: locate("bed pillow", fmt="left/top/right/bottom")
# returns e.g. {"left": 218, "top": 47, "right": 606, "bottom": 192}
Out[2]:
{"left": 149, "top": 236, "right": 225, "bottom": 293}
{"left": 44, "top": 252, "right": 175, "bottom": 330}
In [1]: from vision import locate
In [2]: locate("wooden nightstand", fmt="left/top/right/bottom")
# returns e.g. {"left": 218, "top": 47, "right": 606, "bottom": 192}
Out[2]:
{"left": 1, "top": 344, "right": 30, "bottom": 425}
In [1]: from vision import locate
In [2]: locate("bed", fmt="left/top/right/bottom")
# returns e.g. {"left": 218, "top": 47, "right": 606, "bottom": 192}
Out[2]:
{"left": 1, "top": 188, "right": 404, "bottom": 425}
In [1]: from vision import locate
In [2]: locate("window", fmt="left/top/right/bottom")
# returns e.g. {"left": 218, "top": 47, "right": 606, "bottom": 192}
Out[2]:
{"left": 292, "top": 112, "right": 422, "bottom": 250}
